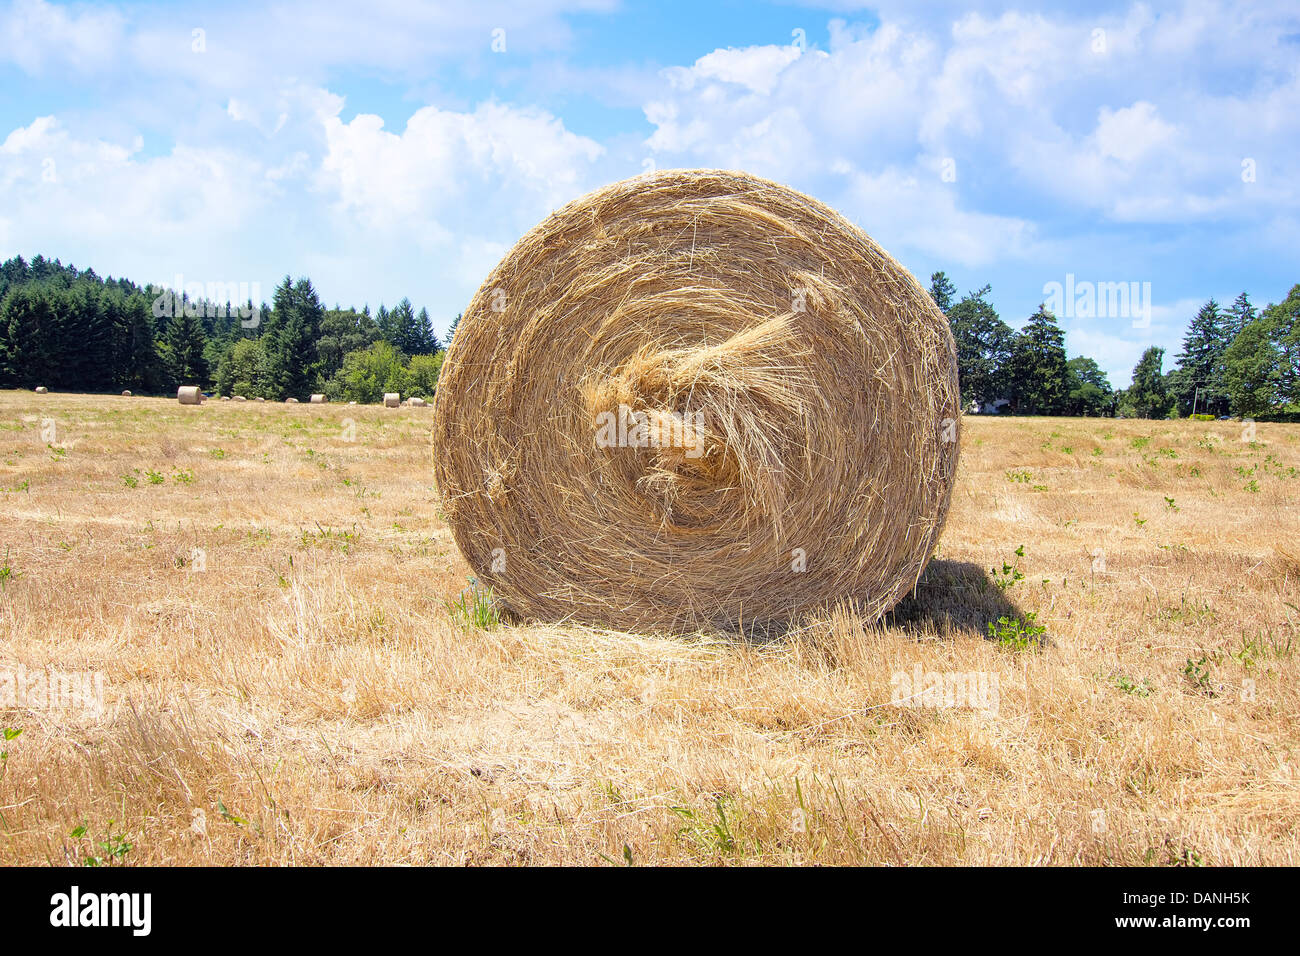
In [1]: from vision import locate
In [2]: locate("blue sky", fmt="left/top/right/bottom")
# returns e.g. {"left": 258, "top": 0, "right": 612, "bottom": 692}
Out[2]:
{"left": 1, "top": 0, "right": 1297, "bottom": 386}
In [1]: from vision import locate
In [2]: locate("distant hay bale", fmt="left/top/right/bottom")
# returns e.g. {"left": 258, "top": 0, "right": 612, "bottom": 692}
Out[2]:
{"left": 383, "top": 393, "right": 400, "bottom": 408}
{"left": 432, "top": 169, "right": 960, "bottom": 632}
{"left": 310, "top": 394, "right": 327, "bottom": 404}
{"left": 409, "top": 397, "right": 428, "bottom": 407}
{"left": 255, "top": 397, "right": 265, "bottom": 402}
{"left": 121, "top": 390, "right": 132, "bottom": 397}
{"left": 285, "top": 397, "right": 299, "bottom": 404}
{"left": 234, "top": 395, "right": 246, "bottom": 402}
{"left": 220, "top": 395, "right": 230, "bottom": 401}
{"left": 177, "top": 386, "right": 202, "bottom": 405}
{"left": 35, "top": 386, "right": 48, "bottom": 394}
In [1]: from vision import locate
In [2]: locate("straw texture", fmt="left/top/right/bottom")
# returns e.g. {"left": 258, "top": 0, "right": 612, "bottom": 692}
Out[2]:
{"left": 432, "top": 169, "right": 960, "bottom": 632}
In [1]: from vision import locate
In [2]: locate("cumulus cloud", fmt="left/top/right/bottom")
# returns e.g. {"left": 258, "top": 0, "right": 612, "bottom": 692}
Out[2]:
{"left": 317, "top": 99, "right": 605, "bottom": 240}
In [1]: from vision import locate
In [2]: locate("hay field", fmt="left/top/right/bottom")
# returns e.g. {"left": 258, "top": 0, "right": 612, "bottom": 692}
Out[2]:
{"left": 1, "top": 390, "right": 1297, "bottom": 866}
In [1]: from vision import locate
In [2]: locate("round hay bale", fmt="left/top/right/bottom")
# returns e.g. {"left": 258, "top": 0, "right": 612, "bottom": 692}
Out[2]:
{"left": 409, "top": 397, "right": 427, "bottom": 407}
{"left": 255, "top": 397, "right": 265, "bottom": 402}
{"left": 177, "top": 385, "right": 202, "bottom": 405}
{"left": 121, "top": 390, "right": 132, "bottom": 397}
{"left": 285, "top": 397, "right": 299, "bottom": 404}
{"left": 383, "top": 393, "right": 400, "bottom": 408}
{"left": 234, "top": 395, "right": 246, "bottom": 402}
{"left": 220, "top": 395, "right": 230, "bottom": 401}
{"left": 310, "top": 394, "right": 327, "bottom": 404}
{"left": 35, "top": 386, "right": 48, "bottom": 394}
{"left": 432, "top": 169, "right": 961, "bottom": 632}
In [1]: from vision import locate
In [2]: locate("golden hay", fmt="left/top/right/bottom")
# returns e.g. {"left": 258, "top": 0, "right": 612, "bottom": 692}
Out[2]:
{"left": 432, "top": 169, "right": 960, "bottom": 632}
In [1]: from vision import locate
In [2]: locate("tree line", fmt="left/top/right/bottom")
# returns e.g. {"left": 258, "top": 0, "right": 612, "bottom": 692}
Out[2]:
{"left": 2, "top": 253, "right": 1295, "bottom": 417}
{"left": 929, "top": 272, "right": 1300, "bottom": 419}
{"left": 0, "top": 255, "right": 458, "bottom": 403}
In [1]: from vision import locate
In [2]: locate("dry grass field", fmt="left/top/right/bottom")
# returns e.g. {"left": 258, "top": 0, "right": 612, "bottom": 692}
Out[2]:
{"left": 1, "top": 389, "right": 1298, "bottom": 866}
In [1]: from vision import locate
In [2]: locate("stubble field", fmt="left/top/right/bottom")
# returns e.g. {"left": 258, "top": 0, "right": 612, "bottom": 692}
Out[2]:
{"left": 1, "top": 390, "right": 1297, "bottom": 865}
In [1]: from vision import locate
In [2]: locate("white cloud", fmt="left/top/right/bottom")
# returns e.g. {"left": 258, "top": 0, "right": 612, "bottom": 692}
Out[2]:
{"left": 0, "top": 0, "right": 125, "bottom": 74}
{"left": 317, "top": 99, "right": 604, "bottom": 238}
{"left": 1094, "top": 101, "right": 1176, "bottom": 164}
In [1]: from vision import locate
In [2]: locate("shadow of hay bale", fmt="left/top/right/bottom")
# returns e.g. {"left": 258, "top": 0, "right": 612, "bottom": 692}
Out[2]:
{"left": 883, "top": 559, "right": 1029, "bottom": 640}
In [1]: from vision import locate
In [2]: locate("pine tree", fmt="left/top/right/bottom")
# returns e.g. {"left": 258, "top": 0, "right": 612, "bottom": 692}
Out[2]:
{"left": 1128, "top": 346, "right": 1172, "bottom": 419}
{"left": 160, "top": 309, "right": 210, "bottom": 387}
{"left": 263, "top": 276, "right": 324, "bottom": 399}
{"left": 1170, "top": 299, "right": 1229, "bottom": 416}
{"left": 929, "top": 272, "right": 957, "bottom": 314}
{"left": 1006, "top": 305, "right": 1071, "bottom": 414}
{"left": 415, "top": 307, "right": 441, "bottom": 354}
{"left": 0, "top": 284, "right": 59, "bottom": 387}
{"left": 1224, "top": 291, "right": 1256, "bottom": 341}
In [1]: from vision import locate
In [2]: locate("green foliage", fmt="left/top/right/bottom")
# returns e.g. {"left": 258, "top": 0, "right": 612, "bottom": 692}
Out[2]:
{"left": 928, "top": 271, "right": 957, "bottom": 313}
{"left": 159, "top": 308, "right": 210, "bottom": 388}
{"left": 406, "top": 351, "right": 444, "bottom": 400}
{"left": 988, "top": 613, "right": 1046, "bottom": 651}
{"left": 1124, "top": 346, "right": 1173, "bottom": 419}
{"left": 991, "top": 545, "right": 1026, "bottom": 590}
{"left": 446, "top": 578, "right": 501, "bottom": 630}
{"left": 1006, "top": 305, "right": 1071, "bottom": 414}
{"left": 1066, "top": 356, "right": 1114, "bottom": 416}
{"left": 1168, "top": 299, "right": 1231, "bottom": 416}
{"left": 0, "top": 547, "right": 19, "bottom": 590}
{"left": 215, "top": 337, "right": 275, "bottom": 399}
{"left": 326, "top": 340, "right": 410, "bottom": 404}
{"left": 948, "top": 285, "right": 1016, "bottom": 408}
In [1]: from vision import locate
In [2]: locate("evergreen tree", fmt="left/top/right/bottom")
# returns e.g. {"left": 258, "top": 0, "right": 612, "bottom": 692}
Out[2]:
{"left": 1128, "top": 346, "right": 1172, "bottom": 419}
{"left": 928, "top": 271, "right": 957, "bottom": 314}
{"left": 1224, "top": 291, "right": 1257, "bottom": 341}
{"left": 0, "top": 284, "right": 59, "bottom": 388}
{"left": 947, "top": 285, "right": 1015, "bottom": 408}
{"left": 1170, "top": 299, "right": 1230, "bottom": 416}
{"left": 264, "top": 276, "right": 324, "bottom": 399}
{"left": 415, "top": 307, "right": 440, "bottom": 354}
{"left": 160, "top": 309, "right": 210, "bottom": 387}
{"left": 1006, "top": 305, "right": 1071, "bottom": 414}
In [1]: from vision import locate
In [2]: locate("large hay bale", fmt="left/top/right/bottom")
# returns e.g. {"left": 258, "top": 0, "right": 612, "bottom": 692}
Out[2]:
{"left": 177, "top": 386, "right": 202, "bottom": 405}
{"left": 432, "top": 169, "right": 960, "bottom": 632}
{"left": 383, "top": 393, "right": 400, "bottom": 408}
